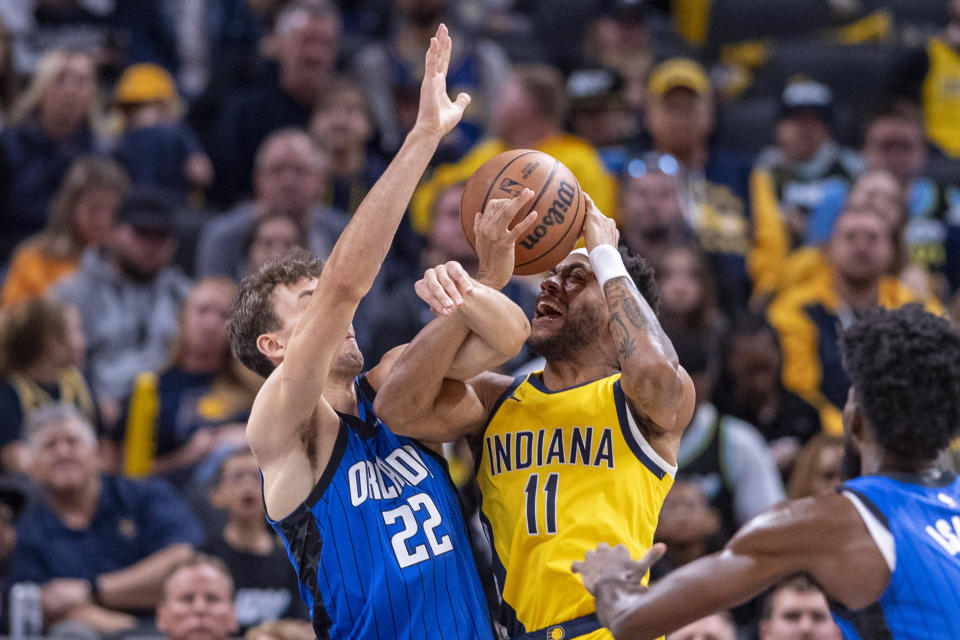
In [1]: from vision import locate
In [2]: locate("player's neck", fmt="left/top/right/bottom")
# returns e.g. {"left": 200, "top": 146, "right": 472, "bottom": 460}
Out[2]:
{"left": 541, "top": 359, "right": 618, "bottom": 391}
{"left": 323, "top": 376, "right": 359, "bottom": 416}
{"left": 864, "top": 450, "right": 940, "bottom": 478}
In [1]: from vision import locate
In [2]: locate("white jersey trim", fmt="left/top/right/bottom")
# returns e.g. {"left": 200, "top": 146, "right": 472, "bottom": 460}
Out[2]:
{"left": 625, "top": 405, "right": 678, "bottom": 479}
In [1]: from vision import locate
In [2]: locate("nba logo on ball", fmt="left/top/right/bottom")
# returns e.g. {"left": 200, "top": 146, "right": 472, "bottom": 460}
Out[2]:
{"left": 547, "top": 626, "right": 565, "bottom": 639}
{"left": 461, "top": 149, "right": 586, "bottom": 275}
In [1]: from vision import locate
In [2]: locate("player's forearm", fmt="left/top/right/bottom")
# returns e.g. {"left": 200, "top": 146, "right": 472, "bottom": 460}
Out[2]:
{"left": 457, "top": 281, "right": 530, "bottom": 358}
{"left": 598, "top": 550, "right": 781, "bottom": 640}
{"left": 375, "top": 314, "right": 471, "bottom": 431}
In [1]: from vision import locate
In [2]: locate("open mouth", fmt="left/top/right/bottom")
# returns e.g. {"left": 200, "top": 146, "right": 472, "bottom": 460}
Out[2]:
{"left": 534, "top": 298, "right": 563, "bottom": 320}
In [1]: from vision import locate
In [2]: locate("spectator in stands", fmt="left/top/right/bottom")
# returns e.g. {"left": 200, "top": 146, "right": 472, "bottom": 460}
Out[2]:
{"left": 370, "top": 180, "right": 534, "bottom": 363}
{"left": 309, "top": 76, "right": 384, "bottom": 215}
{"left": 0, "top": 477, "right": 26, "bottom": 573}
{"left": 411, "top": 63, "right": 615, "bottom": 237}
{"left": 351, "top": 0, "right": 508, "bottom": 158}
{"left": 123, "top": 279, "right": 259, "bottom": 489}
{"left": 245, "top": 619, "right": 315, "bottom": 640}
{"left": 715, "top": 316, "right": 821, "bottom": 476}
{"left": 653, "top": 244, "right": 726, "bottom": 357}
{"left": 582, "top": 0, "right": 657, "bottom": 108}
{"left": 113, "top": 63, "right": 213, "bottom": 204}
{"left": 208, "top": 0, "right": 340, "bottom": 207}
{"left": 0, "top": 49, "right": 103, "bottom": 264}
{"left": 54, "top": 188, "right": 192, "bottom": 428}
{"left": 566, "top": 67, "right": 640, "bottom": 175}
{"left": 652, "top": 481, "right": 721, "bottom": 580}
{"left": 156, "top": 554, "right": 239, "bottom": 640}
{"left": 0, "top": 297, "right": 94, "bottom": 474}
{"left": 786, "top": 433, "right": 844, "bottom": 500}
{"left": 768, "top": 204, "right": 941, "bottom": 436}
{"left": 0, "top": 17, "right": 18, "bottom": 126}
{"left": 1, "top": 156, "right": 128, "bottom": 307}
{"left": 674, "top": 332, "right": 785, "bottom": 538}
{"left": 915, "top": 0, "right": 960, "bottom": 159}
{"left": 9, "top": 404, "right": 203, "bottom": 637}
{"left": 618, "top": 154, "right": 693, "bottom": 265}
{"left": 666, "top": 612, "right": 736, "bottom": 640}
{"left": 750, "top": 76, "right": 863, "bottom": 302}
{"left": 196, "top": 129, "right": 348, "bottom": 282}
{"left": 202, "top": 448, "right": 310, "bottom": 632}
{"left": 861, "top": 101, "right": 960, "bottom": 295}
{"left": 645, "top": 58, "right": 753, "bottom": 314}
{"left": 758, "top": 575, "right": 842, "bottom": 640}
{"left": 244, "top": 213, "right": 308, "bottom": 277}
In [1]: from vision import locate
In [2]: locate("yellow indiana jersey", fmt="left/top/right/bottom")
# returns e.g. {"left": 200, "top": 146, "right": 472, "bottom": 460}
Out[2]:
{"left": 477, "top": 372, "right": 676, "bottom": 640}
{"left": 923, "top": 37, "right": 960, "bottom": 158}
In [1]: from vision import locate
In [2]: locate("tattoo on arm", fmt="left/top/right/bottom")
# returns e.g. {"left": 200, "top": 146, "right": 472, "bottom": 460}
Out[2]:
{"left": 603, "top": 277, "right": 672, "bottom": 363}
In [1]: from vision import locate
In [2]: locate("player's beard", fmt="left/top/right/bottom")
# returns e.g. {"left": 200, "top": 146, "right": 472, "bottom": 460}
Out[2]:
{"left": 527, "top": 303, "right": 605, "bottom": 363}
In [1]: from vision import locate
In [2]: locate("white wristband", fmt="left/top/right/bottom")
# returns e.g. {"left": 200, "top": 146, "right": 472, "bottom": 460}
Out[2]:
{"left": 589, "top": 244, "right": 629, "bottom": 288}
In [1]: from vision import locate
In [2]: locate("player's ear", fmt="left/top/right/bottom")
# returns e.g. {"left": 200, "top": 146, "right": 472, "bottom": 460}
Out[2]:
{"left": 257, "top": 332, "right": 284, "bottom": 362}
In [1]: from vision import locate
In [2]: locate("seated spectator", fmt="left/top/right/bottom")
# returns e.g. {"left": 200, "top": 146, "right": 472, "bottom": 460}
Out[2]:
{"left": 351, "top": 0, "right": 508, "bottom": 158}
{"left": 861, "top": 101, "right": 960, "bottom": 295}
{"left": 0, "top": 49, "right": 103, "bottom": 264}
{"left": 786, "top": 433, "right": 844, "bottom": 500}
{"left": 758, "top": 575, "right": 842, "bottom": 640}
{"left": 202, "top": 448, "right": 310, "bottom": 632}
{"left": 54, "top": 188, "right": 192, "bottom": 428}
{"left": 208, "top": 0, "right": 340, "bottom": 207}
{"left": 309, "top": 76, "right": 385, "bottom": 215}
{"left": 0, "top": 476, "right": 27, "bottom": 574}
{"left": 768, "top": 204, "right": 941, "bottom": 435}
{"left": 667, "top": 612, "right": 736, "bottom": 640}
{"left": 582, "top": 0, "right": 658, "bottom": 108}
{"left": 645, "top": 58, "right": 753, "bottom": 314}
{"left": 0, "top": 297, "right": 94, "bottom": 474}
{"left": 123, "top": 279, "right": 259, "bottom": 489}
{"left": 8, "top": 404, "right": 202, "bottom": 637}
{"left": 244, "top": 212, "right": 308, "bottom": 277}
{"left": 674, "top": 332, "right": 785, "bottom": 537}
{"left": 411, "top": 63, "right": 616, "bottom": 236}
{"left": 618, "top": 154, "right": 693, "bottom": 265}
{"left": 196, "top": 129, "right": 349, "bottom": 283}
{"left": 0, "top": 17, "right": 18, "bottom": 127}
{"left": 715, "top": 315, "right": 822, "bottom": 476}
{"left": 652, "top": 480, "right": 721, "bottom": 580}
{"left": 156, "top": 554, "right": 239, "bottom": 640}
{"left": 246, "top": 619, "right": 315, "bottom": 640}
{"left": 1, "top": 156, "right": 128, "bottom": 307}
{"left": 653, "top": 244, "right": 727, "bottom": 357}
{"left": 113, "top": 63, "right": 213, "bottom": 204}
{"left": 566, "top": 67, "right": 640, "bottom": 175}
{"left": 750, "top": 77, "right": 863, "bottom": 299}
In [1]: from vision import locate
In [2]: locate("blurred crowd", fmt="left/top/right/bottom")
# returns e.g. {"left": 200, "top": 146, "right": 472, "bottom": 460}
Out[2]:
{"left": 1, "top": 0, "right": 960, "bottom": 638}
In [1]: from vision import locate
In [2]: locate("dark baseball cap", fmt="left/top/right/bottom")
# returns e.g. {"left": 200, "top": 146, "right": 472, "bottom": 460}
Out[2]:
{"left": 567, "top": 68, "right": 625, "bottom": 109}
{"left": 117, "top": 187, "right": 177, "bottom": 234}
{"left": 779, "top": 76, "right": 833, "bottom": 122}
{"left": 602, "top": 0, "right": 648, "bottom": 21}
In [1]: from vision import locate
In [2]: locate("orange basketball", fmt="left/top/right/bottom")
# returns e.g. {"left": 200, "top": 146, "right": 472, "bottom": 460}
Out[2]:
{"left": 460, "top": 149, "right": 585, "bottom": 275}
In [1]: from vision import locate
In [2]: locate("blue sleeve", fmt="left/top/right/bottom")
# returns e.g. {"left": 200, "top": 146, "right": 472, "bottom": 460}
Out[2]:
{"left": 135, "top": 478, "right": 204, "bottom": 553}
{"left": 0, "top": 381, "right": 24, "bottom": 448}
{"left": 8, "top": 514, "right": 56, "bottom": 584}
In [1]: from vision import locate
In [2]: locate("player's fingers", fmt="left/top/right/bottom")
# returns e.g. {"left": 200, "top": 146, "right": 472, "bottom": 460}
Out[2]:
{"left": 438, "top": 23, "right": 451, "bottom": 76}
{"left": 508, "top": 211, "right": 538, "bottom": 240}
{"left": 414, "top": 277, "right": 444, "bottom": 315}
{"left": 424, "top": 36, "right": 438, "bottom": 75}
{"left": 454, "top": 92, "right": 471, "bottom": 112}
{"left": 446, "top": 261, "right": 474, "bottom": 295}
{"left": 571, "top": 560, "right": 584, "bottom": 574}
{"left": 636, "top": 543, "right": 667, "bottom": 572}
{"left": 434, "top": 264, "right": 463, "bottom": 306}
{"left": 419, "top": 268, "right": 455, "bottom": 312}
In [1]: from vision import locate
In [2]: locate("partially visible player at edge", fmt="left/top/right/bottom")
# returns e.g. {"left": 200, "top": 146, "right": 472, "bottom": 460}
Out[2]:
{"left": 374, "top": 192, "right": 696, "bottom": 639}
{"left": 574, "top": 304, "right": 960, "bottom": 640}
{"left": 228, "top": 26, "right": 521, "bottom": 640}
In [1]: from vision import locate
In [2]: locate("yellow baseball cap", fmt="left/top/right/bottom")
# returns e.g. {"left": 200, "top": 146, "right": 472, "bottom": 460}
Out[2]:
{"left": 647, "top": 58, "right": 710, "bottom": 98}
{"left": 114, "top": 63, "right": 177, "bottom": 105}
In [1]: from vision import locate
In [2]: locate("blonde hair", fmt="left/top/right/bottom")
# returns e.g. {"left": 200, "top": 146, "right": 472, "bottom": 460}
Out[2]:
{"left": 787, "top": 433, "right": 844, "bottom": 499}
{"left": 9, "top": 49, "right": 102, "bottom": 130}
{"left": 30, "top": 155, "right": 129, "bottom": 259}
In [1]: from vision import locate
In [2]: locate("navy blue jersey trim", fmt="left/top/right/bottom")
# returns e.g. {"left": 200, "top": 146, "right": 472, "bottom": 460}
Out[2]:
{"left": 477, "top": 507, "right": 525, "bottom": 637}
{"left": 876, "top": 470, "right": 956, "bottom": 488}
{"left": 613, "top": 380, "right": 668, "bottom": 480}
{"left": 526, "top": 371, "right": 615, "bottom": 394}
{"left": 515, "top": 613, "right": 601, "bottom": 640}
{"left": 839, "top": 486, "right": 891, "bottom": 531}
{"left": 475, "top": 374, "right": 528, "bottom": 473}
{"left": 831, "top": 601, "right": 893, "bottom": 640}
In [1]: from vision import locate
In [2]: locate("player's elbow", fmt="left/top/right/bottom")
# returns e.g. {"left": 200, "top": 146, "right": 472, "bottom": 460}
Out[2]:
{"left": 493, "top": 314, "right": 530, "bottom": 358}
{"left": 373, "top": 389, "right": 422, "bottom": 433}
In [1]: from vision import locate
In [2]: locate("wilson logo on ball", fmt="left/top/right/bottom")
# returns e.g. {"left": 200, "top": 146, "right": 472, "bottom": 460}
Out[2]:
{"left": 518, "top": 180, "right": 576, "bottom": 250}
{"left": 498, "top": 177, "right": 528, "bottom": 197}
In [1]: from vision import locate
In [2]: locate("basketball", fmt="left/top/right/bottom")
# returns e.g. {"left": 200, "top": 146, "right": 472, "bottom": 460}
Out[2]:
{"left": 460, "top": 149, "right": 586, "bottom": 275}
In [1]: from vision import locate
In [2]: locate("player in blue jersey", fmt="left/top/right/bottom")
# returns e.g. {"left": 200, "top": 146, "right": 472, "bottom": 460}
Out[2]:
{"left": 573, "top": 304, "right": 960, "bottom": 640}
{"left": 227, "top": 26, "right": 525, "bottom": 640}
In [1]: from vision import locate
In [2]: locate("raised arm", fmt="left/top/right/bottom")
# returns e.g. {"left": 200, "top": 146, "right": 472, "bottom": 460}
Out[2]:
{"left": 247, "top": 24, "right": 470, "bottom": 453}
{"left": 374, "top": 193, "right": 538, "bottom": 442}
{"left": 582, "top": 196, "right": 695, "bottom": 445}
{"left": 573, "top": 494, "right": 891, "bottom": 640}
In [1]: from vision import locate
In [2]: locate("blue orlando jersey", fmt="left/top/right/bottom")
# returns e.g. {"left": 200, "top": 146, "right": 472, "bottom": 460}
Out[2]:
{"left": 267, "top": 375, "right": 493, "bottom": 640}
{"left": 833, "top": 472, "right": 960, "bottom": 639}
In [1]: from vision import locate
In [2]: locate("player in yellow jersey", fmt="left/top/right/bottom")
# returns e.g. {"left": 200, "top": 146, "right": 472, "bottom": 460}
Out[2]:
{"left": 374, "top": 191, "right": 696, "bottom": 640}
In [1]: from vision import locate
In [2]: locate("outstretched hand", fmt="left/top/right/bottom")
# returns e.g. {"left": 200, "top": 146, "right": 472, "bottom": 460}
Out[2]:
{"left": 474, "top": 189, "right": 538, "bottom": 289}
{"left": 416, "top": 261, "right": 475, "bottom": 316}
{"left": 572, "top": 542, "right": 666, "bottom": 595}
{"left": 581, "top": 193, "right": 619, "bottom": 252}
{"left": 413, "top": 23, "right": 471, "bottom": 140}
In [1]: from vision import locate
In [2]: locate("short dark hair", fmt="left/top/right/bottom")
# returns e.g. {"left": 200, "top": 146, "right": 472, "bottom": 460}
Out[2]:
{"left": 761, "top": 574, "right": 824, "bottom": 619}
{"left": 620, "top": 245, "right": 660, "bottom": 316}
{"left": 841, "top": 304, "right": 960, "bottom": 462}
{"left": 229, "top": 248, "right": 324, "bottom": 378}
